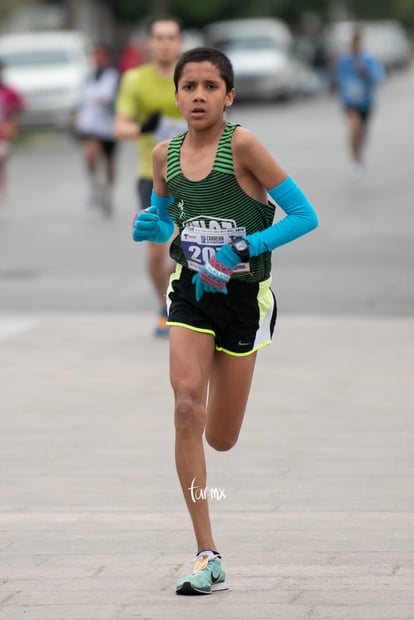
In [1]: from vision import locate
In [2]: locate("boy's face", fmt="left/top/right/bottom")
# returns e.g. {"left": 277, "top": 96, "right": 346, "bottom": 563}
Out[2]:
{"left": 175, "top": 61, "right": 235, "bottom": 127}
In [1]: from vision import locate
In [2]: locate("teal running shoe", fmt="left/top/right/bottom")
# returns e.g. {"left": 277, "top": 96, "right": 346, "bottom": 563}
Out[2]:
{"left": 176, "top": 553, "right": 227, "bottom": 595}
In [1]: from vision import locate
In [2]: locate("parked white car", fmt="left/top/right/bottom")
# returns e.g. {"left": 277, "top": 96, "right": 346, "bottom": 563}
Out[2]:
{"left": 0, "top": 31, "right": 92, "bottom": 129}
{"left": 204, "top": 18, "right": 320, "bottom": 101}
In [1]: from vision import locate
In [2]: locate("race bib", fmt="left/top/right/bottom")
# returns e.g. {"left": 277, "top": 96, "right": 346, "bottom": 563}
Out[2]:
{"left": 154, "top": 116, "right": 187, "bottom": 142}
{"left": 181, "top": 225, "right": 250, "bottom": 273}
{"left": 345, "top": 78, "right": 365, "bottom": 103}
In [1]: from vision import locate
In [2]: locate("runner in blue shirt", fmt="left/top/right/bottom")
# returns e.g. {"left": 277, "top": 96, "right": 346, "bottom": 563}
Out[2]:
{"left": 334, "top": 27, "right": 384, "bottom": 178}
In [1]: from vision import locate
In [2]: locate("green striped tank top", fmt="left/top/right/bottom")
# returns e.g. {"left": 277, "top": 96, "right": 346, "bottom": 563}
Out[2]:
{"left": 166, "top": 121, "right": 275, "bottom": 282}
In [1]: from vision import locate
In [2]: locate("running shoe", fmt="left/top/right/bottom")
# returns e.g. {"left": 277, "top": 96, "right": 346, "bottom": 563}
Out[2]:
{"left": 154, "top": 308, "right": 169, "bottom": 337}
{"left": 176, "top": 553, "right": 227, "bottom": 595}
{"left": 351, "top": 159, "right": 365, "bottom": 182}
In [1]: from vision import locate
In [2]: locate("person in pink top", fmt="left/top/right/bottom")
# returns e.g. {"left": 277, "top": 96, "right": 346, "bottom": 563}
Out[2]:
{"left": 0, "top": 60, "right": 25, "bottom": 193}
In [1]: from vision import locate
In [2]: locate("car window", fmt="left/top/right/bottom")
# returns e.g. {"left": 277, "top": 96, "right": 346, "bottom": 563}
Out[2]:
{"left": 218, "top": 37, "right": 282, "bottom": 52}
{"left": 0, "top": 48, "right": 72, "bottom": 68}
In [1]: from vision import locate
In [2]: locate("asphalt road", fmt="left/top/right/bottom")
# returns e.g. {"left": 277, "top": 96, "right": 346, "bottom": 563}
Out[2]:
{"left": 0, "top": 67, "right": 413, "bottom": 316}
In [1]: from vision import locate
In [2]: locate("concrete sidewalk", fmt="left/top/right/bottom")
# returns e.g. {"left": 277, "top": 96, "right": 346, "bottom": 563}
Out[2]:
{"left": 0, "top": 313, "right": 413, "bottom": 619}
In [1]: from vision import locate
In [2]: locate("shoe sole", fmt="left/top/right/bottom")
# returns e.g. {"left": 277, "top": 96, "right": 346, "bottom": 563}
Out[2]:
{"left": 176, "top": 580, "right": 227, "bottom": 595}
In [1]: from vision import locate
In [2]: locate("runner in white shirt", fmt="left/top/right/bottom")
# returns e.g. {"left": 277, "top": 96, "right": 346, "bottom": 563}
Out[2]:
{"left": 75, "top": 42, "right": 119, "bottom": 214}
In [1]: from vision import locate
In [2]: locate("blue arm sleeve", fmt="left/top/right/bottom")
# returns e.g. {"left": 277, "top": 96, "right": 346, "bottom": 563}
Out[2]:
{"left": 150, "top": 189, "right": 174, "bottom": 243}
{"left": 245, "top": 176, "right": 318, "bottom": 257}
{"left": 151, "top": 189, "right": 174, "bottom": 219}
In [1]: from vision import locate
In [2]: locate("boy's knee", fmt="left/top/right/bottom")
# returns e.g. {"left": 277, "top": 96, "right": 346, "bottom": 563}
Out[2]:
{"left": 174, "top": 391, "right": 205, "bottom": 436}
{"left": 205, "top": 431, "right": 238, "bottom": 452}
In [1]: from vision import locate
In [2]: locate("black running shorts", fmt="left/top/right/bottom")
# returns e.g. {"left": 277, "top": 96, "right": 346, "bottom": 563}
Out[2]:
{"left": 166, "top": 264, "right": 277, "bottom": 357}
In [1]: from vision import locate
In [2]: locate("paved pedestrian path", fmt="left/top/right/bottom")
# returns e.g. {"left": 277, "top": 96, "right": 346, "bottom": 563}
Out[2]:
{"left": 0, "top": 313, "right": 413, "bottom": 619}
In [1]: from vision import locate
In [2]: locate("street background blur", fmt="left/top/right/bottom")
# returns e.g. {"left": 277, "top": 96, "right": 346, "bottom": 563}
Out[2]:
{"left": 0, "top": 0, "right": 413, "bottom": 130}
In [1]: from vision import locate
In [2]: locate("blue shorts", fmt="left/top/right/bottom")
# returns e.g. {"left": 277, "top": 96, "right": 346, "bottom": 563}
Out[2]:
{"left": 166, "top": 264, "right": 277, "bottom": 357}
{"left": 344, "top": 105, "right": 371, "bottom": 123}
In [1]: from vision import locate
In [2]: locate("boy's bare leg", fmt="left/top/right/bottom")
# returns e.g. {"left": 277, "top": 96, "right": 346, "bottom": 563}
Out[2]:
{"left": 170, "top": 325, "right": 256, "bottom": 552}
{"left": 205, "top": 350, "right": 257, "bottom": 451}
{"left": 170, "top": 326, "right": 216, "bottom": 551}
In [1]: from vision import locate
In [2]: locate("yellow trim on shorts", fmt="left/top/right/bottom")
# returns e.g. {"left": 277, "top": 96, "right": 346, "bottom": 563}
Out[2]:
{"left": 258, "top": 275, "right": 273, "bottom": 322}
{"left": 166, "top": 326, "right": 272, "bottom": 356}
{"left": 167, "top": 262, "right": 183, "bottom": 296}
{"left": 166, "top": 321, "right": 215, "bottom": 338}
{"left": 216, "top": 339, "right": 272, "bottom": 357}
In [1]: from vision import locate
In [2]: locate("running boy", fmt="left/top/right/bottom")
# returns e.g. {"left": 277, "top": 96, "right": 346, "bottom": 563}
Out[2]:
{"left": 132, "top": 47, "right": 318, "bottom": 595}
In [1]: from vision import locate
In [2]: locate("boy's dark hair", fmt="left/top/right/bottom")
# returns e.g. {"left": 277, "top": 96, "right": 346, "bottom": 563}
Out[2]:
{"left": 174, "top": 47, "right": 234, "bottom": 93}
{"left": 147, "top": 15, "right": 183, "bottom": 36}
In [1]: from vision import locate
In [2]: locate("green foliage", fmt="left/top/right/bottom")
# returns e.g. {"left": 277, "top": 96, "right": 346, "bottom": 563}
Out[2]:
{"left": 169, "top": 0, "right": 230, "bottom": 27}
{"left": 394, "top": 0, "right": 414, "bottom": 28}
{"left": 342, "top": 0, "right": 414, "bottom": 31}
{"left": 346, "top": 0, "right": 394, "bottom": 19}
{"left": 105, "top": 0, "right": 150, "bottom": 20}
{"left": 277, "top": 0, "right": 331, "bottom": 24}
{"left": 101, "top": 0, "right": 414, "bottom": 31}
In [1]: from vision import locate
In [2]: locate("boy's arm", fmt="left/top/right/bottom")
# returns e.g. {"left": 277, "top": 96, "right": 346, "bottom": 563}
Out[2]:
{"left": 152, "top": 141, "right": 170, "bottom": 199}
{"left": 246, "top": 177, "right": 318, "bottom": 256}
{"left": 192, "top": 129, "right": 318, "bottom": 300}
{"left": 233, "top": 128, "right": 318, "bottom": 251}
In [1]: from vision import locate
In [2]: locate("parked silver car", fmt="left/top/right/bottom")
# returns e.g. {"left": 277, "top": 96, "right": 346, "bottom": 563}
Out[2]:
{"left": 0, "top": 31, "right": 92, "bottom": 129}
{"left": 204, "top": 18, "right": 320, "bottom": 101}
{"left": 365, "top": 20, "right": 412, "bottom": 71}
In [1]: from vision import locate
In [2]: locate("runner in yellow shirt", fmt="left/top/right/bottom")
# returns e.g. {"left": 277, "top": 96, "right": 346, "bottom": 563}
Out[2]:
{"left": 115, "top": 16, "right": 187, "bottom": 336}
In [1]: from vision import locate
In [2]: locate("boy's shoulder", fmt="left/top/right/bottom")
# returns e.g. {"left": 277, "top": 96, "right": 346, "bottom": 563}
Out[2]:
{"left": 152, "top": 138, "right": 171, "bottom": 161}
{"left": 231, "top": 124, "right": 257, "bottom": 149}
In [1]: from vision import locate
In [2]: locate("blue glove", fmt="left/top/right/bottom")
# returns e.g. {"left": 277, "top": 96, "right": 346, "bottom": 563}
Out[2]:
{"left": 192, "top": 243, "right": 240, "bottom": 302}
{"left": 132, "top": 205, "right": 173, "bottom": 243}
